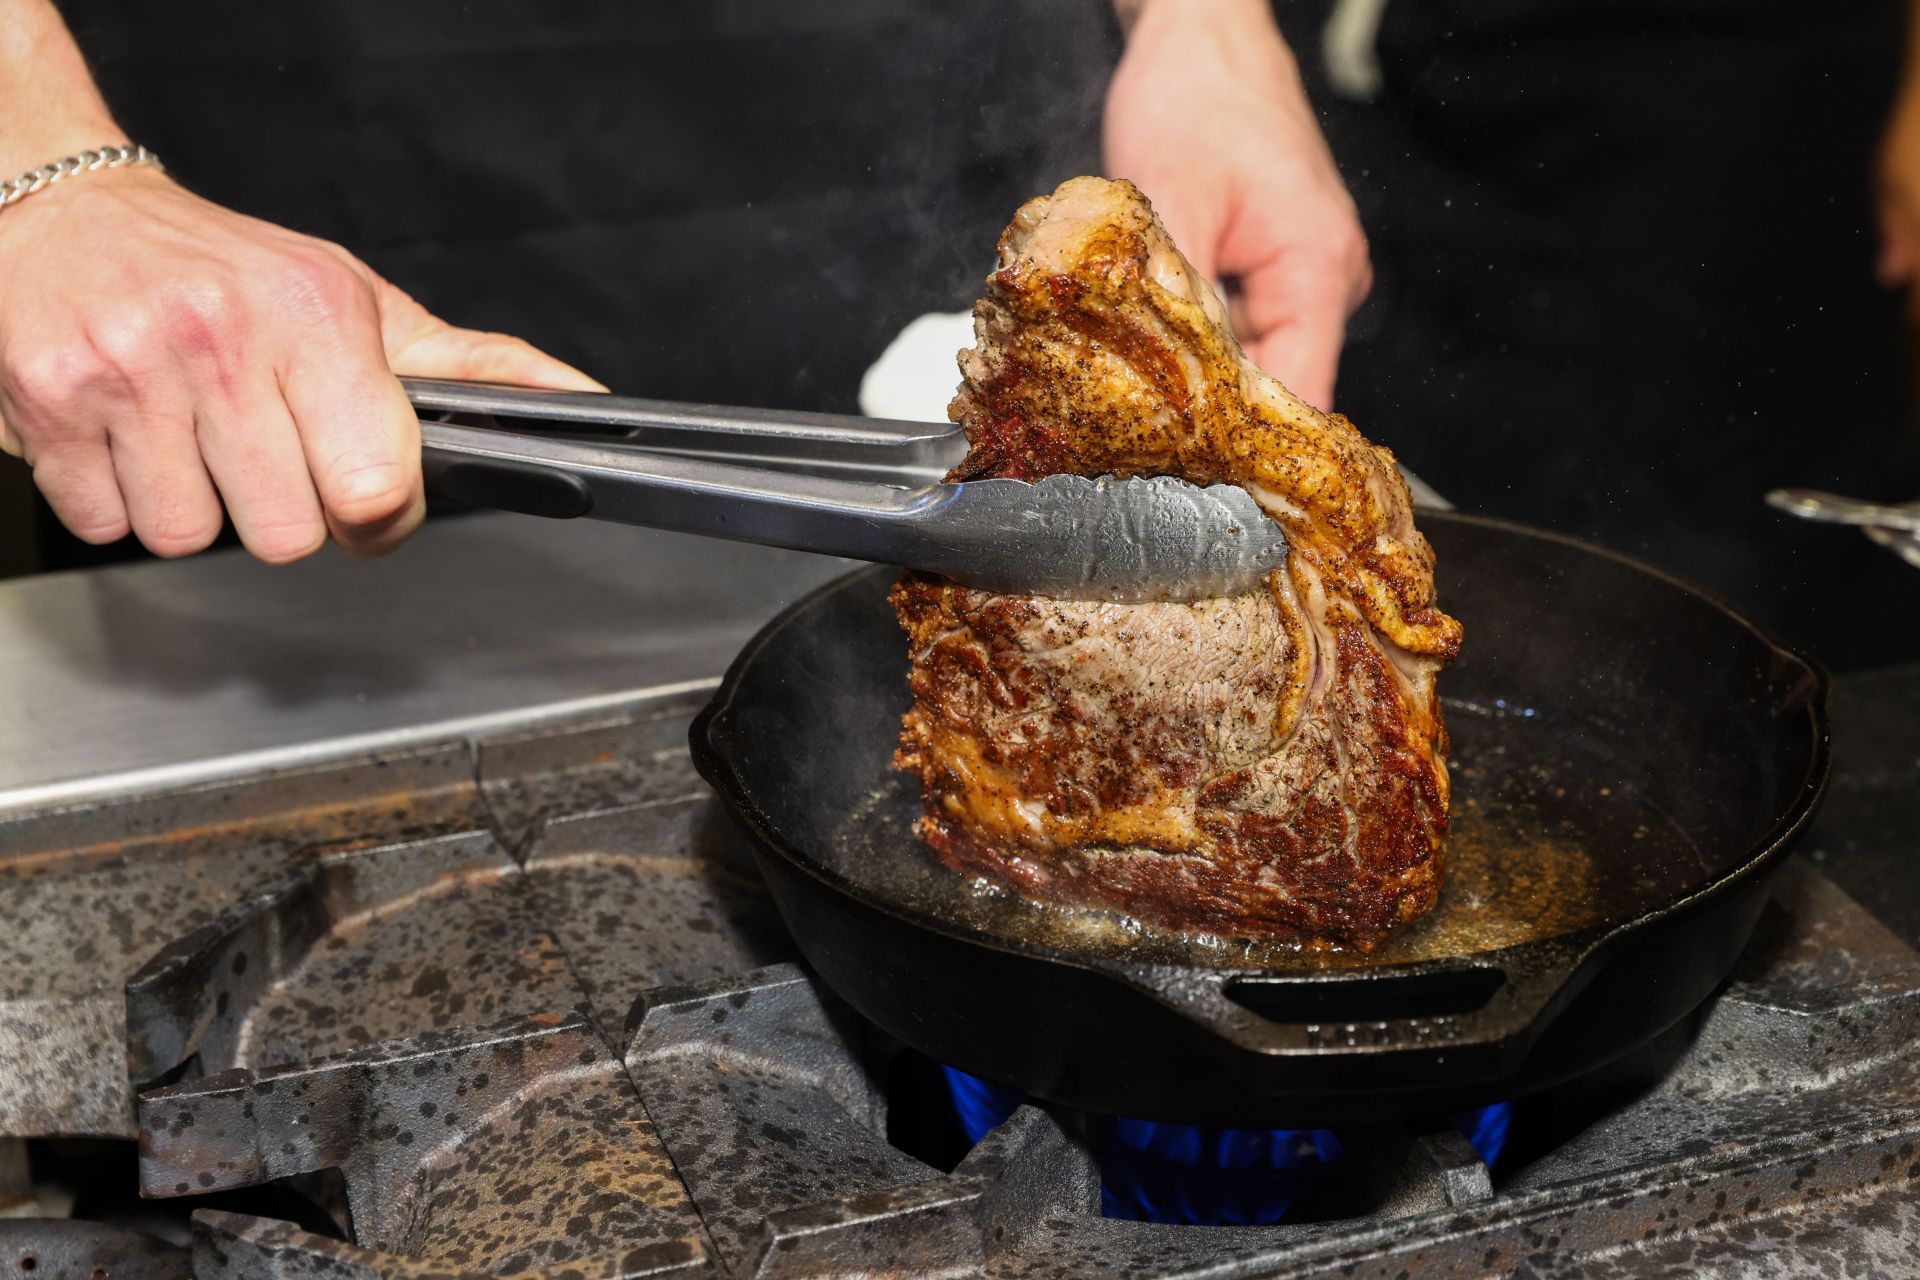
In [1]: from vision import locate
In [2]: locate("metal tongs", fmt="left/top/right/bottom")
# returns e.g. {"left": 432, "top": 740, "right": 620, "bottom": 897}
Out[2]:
{"left": 408, "top": 378, "right": 1287, "bottom": 601}
{"left": 1766, "top": 488, "right": 1920, "bottom": 570}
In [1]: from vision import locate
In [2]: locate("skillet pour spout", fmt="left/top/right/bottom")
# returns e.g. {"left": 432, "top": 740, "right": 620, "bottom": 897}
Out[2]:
{"left": 690, "top": 513, "right": 1831, "bottom": 1125}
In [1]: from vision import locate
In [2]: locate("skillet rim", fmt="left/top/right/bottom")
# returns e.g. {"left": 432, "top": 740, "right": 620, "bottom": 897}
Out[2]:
{"left": 688, "top": 511, "right": 1832, "bottom": 998}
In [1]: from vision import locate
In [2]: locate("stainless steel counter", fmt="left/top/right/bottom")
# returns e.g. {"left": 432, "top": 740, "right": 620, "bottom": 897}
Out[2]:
{"left": 0, "top": 514, "right": 851, "bottom": 815}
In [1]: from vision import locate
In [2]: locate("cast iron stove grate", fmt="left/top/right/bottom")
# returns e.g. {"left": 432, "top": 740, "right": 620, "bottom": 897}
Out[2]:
{"left": 0, "top": 693, "right": 1916, "bottom": 1279}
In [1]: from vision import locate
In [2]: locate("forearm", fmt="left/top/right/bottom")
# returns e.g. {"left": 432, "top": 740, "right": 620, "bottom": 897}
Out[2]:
{"left": 1900, "top": 0, "right": 1920, "bottom": 107}
{"left": 1114, "top": 0, "right": 1303, "bottom": 109}
{"left": 1114, "top": 0, "right": 1286, "bottom": 48}
{"left": 1104, "top": 0, "right": 1363, "bottom": 405}
{"left": 0, "top": 0, "right": 124, "bottom": 175}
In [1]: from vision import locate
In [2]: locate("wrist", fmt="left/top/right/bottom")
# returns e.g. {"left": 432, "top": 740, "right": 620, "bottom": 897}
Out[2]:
{"left": 0, "top": 146, "right": 169, "bottom": 251}
{"left": 0, "top": 122, "right": 130, "bottom": 182}
{"left": 1125, "top": 0, "right": 1300, "bottom": 87}
{"left": 1122, "top": 0, "right": 1278, "bottom": 39}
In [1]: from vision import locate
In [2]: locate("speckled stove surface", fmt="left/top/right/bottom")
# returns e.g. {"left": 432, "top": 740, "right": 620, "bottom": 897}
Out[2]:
{"left": 0, "top": 691, "right": 1917, "bottom": 1280}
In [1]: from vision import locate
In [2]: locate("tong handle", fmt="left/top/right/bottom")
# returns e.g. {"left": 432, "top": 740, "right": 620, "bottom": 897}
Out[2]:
{"left": 1765, "top": 488, "right": 1920, "bottom": 534}
{"left": 421, "top": 435, "right": 598, "bottom": 520}
{"left": 404, "top": 376, "right": 954, "bottom": 448}
{"left": 417, "top": 419, "right": 1289, "bottom": 599}
{"left": 419, "top": 419, "right": 935, "bottom": 539}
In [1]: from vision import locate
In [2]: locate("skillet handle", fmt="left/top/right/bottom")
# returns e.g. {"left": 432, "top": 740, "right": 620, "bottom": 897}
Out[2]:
{"left": 1130, "top": 948, "right": 1588, "bottom": 1076}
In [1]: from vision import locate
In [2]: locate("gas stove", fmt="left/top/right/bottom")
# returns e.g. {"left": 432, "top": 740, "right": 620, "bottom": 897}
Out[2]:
{"left": 0, "top": 522, "right": 1916, "bottom": 1279}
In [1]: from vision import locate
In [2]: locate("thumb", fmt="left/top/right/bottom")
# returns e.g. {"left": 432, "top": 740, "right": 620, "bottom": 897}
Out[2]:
{"left": 388, "top": 324, "right": 608, "bottom": 392}
{"left": 373, "top": 277, "right": 607, "bottom": 391}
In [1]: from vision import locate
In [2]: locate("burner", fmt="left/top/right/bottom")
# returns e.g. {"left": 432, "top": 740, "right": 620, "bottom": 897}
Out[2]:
{"left": 0, "top": 695, "right": 1916, "bottom": 1279}
{"left": 1098, "top": 1118, "right": 1344, "bottom": 1226}
{"left": 942, "top": 1064, "right": 1511, "bottom": 1226}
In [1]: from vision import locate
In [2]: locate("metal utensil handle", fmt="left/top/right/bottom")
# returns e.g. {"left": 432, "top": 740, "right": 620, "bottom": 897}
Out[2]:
{"left": 420, "top": 419, "right": 941, "bottom": 544}
{"left": 1863, "top": 524, "right": 1920, "bottom": 570}
{"left": 1765, "top": 488, "right": 1920, "bottom": 534}
{"left": 418, "top": 418, "right": 1289, "bottom": 600}
{"left": 405, "top": 376, "right": 955, "bottom": 448}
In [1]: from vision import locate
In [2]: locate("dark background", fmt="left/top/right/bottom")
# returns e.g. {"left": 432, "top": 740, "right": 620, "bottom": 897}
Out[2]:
{"left": 8, "top": 0, "right": 1919, "bottom": 669}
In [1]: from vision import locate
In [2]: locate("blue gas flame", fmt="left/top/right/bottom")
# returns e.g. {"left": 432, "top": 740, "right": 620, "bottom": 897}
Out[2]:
{"left": 1451, "top": 1099, "right": 1511, "bottom": 1166}
{"left": 1100, "top": 1118, "right": 1343, "bottom": 1224}
{"left": 944, "top": 1064, "right": 1022, "bottom": 1144}
{"left": 940, "top": 1064, "right": 1512, "bottom": 1226}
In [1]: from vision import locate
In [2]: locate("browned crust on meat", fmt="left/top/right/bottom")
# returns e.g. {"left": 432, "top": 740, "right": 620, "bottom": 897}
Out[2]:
{"left": 894, "top": 177, "right": 1458, "bottom": 950}
{"left": 894, "top": 572, "right": 1447, "bottom": 947}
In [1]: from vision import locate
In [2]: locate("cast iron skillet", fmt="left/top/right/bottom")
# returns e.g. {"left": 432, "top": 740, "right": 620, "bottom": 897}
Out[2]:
{"left": 690, "top": 513, "right": 1830, "bottom": 1125}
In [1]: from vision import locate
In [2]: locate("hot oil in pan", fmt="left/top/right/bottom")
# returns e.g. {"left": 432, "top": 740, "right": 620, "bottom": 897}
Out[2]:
{"left": 1370, "top": 698, "right": 1707, "bottom": 968}
{"left": 829, "top": 698, "right": 1717, "bottom": 971}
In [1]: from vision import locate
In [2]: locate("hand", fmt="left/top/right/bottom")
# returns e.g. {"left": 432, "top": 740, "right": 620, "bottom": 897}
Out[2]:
{"left": 1877, "top": 87, "right": 1920, "bottom": 303}
{"left": 0, "top": 166, "right": 600, "bottom": 563}
{"left": 1104, "top": 0, "right": 1370, "bottom": 408}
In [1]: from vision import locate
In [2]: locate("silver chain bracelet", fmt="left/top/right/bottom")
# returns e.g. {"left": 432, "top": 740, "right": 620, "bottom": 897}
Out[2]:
{"left": 0, "top": 144, "right": 164, "bottom": 213}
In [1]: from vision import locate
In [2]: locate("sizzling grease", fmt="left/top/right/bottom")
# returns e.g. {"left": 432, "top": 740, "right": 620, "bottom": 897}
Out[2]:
{"left": 830, "top": 700, "right": 1714, "bottom": 973}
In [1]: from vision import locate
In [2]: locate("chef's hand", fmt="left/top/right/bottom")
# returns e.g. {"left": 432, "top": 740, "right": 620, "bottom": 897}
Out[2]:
{"left": 1105, "top": 0, "right": 1370, "bottom": 409}
{"left": 0, "top": 166, "right": 600, "bottom": 562}
{"left": 1878, "top": 44, "right": 1920, "bottom": 305}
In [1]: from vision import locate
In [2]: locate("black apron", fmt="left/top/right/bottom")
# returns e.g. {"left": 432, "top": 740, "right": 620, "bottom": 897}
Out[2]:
{"left": 58, "top": 0, "right": 1117, "bottom": 410}
{"left": 50, "top": 0, "right": 1920, "bottom": 667}
{"left": 1287, "top": 0, "right": 1919, "bottom": 668}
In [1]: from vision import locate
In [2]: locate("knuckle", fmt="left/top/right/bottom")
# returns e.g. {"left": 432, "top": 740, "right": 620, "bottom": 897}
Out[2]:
{"left": 1352, "top": 258, "right": 1376, "bottom": 304}
{"left": 136, "top": 491, "right": 224, "bottom": 558}
{"left": 153, "top": 274, "right": 245, "bottom": 348}
{"left": 232, "top": 491, "right": 329, "bottom": 564}
{"left": 86, "top": 303, "right": 168, "bottom": 376}
{"left": 32, "top": 458, "right": 127, "bottom": 544}
{"left": 277, "top": 252, "right": 367, "bottom": 322}
{"left": 1332, "top": 222, "right": 1370, "bottom": 270}
{"left": 1349, "top": 240, "right": 1374, "bottom": 280}
{"left": 323, "top": 459, "right": 416, "bottom": 527}
{"left": 69, "top": 274, "right": 251, "bottom": 389}
{"left": 142, "top": 518, "right": 224, "bottom": 558}
{"left": 88, "top": 277, "right": 251, "bottom": 387}
{"left": 73, "top": 522, "right": 131, "bottom": 545}
{"left": 4, "top": 343, "right": 103, "bottom": 417}
{"left": 246, "top": 519, "right": 328, "bottom": 565}
{"left": 65, "top": 508, "right": 133, "bottom": 544}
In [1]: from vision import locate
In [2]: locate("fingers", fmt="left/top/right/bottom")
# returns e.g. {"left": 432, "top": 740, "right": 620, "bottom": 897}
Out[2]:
{"left": 1877, "top": 190, "right": 1918, "bottom": 288}
{"left": 244, "top": 250, "right": 421, "bottom": 558}
{"left": 0, "top": 342, "right": 136, "bottom": 546}
{"left": 279, "top": 261, "right": 605, "bottom": 556}
{"left": 282, "top": 354, "right": 424, "bottom": 558}
{"left": 105, "top": 409, "right": 226, "bottom": 558}
{"left": 29, "top": 440, "right": 130, "bottom": 545}
{"left": 1214, "top": 178, "right": 1371, "bottom": 408}
{"left": 1873, "top": 190, "right": 1920, "bottom": 326}
{"left": 0, "top": 176, "right": 529, "bottom": 564}
{"left": 1233, "top": 252, "right": 1363, "bottom": 409}
{"left": 3, "top": 277, "right": 356, "bottom": 563}
{"left": 197, "top": 383, "right": 327, "bottom": 564}
{"left": 1250, "top": 318, "right": 1343, "bottom": 411}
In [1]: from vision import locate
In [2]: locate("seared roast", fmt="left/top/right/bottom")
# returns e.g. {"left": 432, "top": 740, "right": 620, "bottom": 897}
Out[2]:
{"left": 892, "top": 177, "right": 1460, "bottom": 948}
